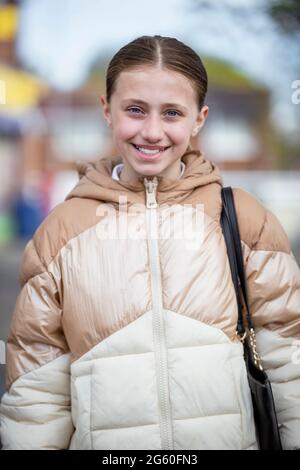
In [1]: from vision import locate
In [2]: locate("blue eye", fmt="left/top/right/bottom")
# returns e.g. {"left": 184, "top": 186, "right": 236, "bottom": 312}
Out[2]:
{"left": 126, "top": 107, "right": 181, "bottom": 117}
{"left": 127, "top": 107, "right": 142, "bottom": 114}
{"left": 166, "top": 110, "right": 180, "bottom": 117}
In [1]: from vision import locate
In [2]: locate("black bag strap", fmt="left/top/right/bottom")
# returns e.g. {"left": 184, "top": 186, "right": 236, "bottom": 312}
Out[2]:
{"left": 221, "top": 189, "right": 282, "bottom": 450}
{"left": 220, "top": 187, "right": 254, "bottom": 336}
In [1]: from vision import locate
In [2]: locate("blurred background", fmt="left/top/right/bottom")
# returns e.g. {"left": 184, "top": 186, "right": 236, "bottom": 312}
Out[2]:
{"left": 0, "top": 0, "right": 300, "bottom": 400}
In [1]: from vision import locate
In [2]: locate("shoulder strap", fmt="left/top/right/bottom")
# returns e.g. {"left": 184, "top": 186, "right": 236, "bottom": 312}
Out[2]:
{"left": 220, "top": 187, "right": 254, "bottom": 335}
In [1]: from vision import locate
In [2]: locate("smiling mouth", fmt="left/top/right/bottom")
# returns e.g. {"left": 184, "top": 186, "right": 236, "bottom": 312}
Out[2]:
{"left": 131, "top": 144, "right": 170, "bottom": 155}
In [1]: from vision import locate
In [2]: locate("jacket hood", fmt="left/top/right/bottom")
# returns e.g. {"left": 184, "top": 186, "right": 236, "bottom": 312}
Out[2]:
{"left": 65, "top": 146, "right": 223, "bottom": 206}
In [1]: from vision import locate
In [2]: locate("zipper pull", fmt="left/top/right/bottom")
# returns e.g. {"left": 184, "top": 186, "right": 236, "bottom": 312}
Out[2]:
{"left": 144, "top": 177, "right": 158, "bottom": 209}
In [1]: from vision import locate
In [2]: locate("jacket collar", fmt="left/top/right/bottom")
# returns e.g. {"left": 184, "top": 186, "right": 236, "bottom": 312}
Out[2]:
{"left": 65, "top": 146, "right": 223, "bottom": 206}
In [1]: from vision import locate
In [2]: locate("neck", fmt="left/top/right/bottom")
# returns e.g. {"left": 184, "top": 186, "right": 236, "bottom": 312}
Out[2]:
{"left": 119, "top": 159, "right": 182, "bottom": 183}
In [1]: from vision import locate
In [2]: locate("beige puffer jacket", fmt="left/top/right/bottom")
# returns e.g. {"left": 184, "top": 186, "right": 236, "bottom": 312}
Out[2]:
{"left": 1, "top": 148, "right": 300, "bottom": 450}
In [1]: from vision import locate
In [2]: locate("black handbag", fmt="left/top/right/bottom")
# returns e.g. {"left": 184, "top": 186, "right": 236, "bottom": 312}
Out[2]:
{"left": 220, "top": 186, "right": 282, "bottom": 451}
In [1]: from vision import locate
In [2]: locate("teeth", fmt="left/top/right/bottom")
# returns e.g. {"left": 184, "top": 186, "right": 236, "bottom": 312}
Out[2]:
{"left": 134, "top": 145, "right": 164, "bottom": 155}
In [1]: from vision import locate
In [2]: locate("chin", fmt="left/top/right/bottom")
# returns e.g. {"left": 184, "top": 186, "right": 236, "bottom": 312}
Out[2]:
{"left": 136, "top": 167, "right": 164, "bottom": 178}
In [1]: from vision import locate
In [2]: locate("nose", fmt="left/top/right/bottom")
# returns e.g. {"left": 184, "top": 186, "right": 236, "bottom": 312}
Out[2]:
{"left": 140, "top": 112, "right": 164, "bottom": 142}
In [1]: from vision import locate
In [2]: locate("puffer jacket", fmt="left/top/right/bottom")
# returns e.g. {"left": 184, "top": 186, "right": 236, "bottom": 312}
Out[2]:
{"left": 1, "top": 148, "right": 300, "bottom": 450}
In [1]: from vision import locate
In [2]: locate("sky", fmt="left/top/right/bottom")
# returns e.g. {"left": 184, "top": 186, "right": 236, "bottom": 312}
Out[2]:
{"left": 16, "top": 0, "right": 300, "bottom": 139}
{"left": 17, "top": 0, "right": 186, "bottom": 88}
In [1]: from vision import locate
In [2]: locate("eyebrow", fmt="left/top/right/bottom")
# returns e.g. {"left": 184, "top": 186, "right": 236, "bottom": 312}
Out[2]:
{"left": 121, "top": 98, "right": 188, "bottom": 111}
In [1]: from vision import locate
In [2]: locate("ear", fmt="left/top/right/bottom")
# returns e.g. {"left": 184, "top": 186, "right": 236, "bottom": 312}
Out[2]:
{"left": 100, "top": 95, "right": 112, "bottom": 128}
{"left": 192, "top": 105, "right": 209, "bottom": 136}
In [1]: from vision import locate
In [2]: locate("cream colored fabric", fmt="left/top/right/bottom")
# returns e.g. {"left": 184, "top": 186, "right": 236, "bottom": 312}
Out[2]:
{"left": 255, "top": 328, "right": 300, "bottom": 450}
{"left": 0, "top": 148, "right": 299, "bottom": 449}
{"left": 0, "top": 354, "right": 73, "bottom": 450}
{"left": 69, "top": 311, "right": 257, "bottom": 450}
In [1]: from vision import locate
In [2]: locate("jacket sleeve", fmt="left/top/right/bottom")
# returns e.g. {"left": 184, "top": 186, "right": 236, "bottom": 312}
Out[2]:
{"left": 234, "top": 188, "right": 300, "bottom": 450}
{"left": 0, "top": 239, "right": 74, "bottom": 450}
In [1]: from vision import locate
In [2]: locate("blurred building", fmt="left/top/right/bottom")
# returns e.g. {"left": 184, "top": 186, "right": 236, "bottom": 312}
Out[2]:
{"left": 0, "top": 2, "right": 96, "bottom": 242}
{"left": 0, "top": 2, "right": 50, "bottom": 242}
{"left": 196, "top": 57, "right": 273, "bottom": 170}
{"left": 0, "top": 4, "right": 296, "bottom": 245}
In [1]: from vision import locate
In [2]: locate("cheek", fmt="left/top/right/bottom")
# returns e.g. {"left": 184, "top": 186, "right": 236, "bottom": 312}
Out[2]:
{"left": 167, "top": 123, "right": 191, "bottom": 145}
{"left": 114, "top": 115, "right": 141, "bottom": 141}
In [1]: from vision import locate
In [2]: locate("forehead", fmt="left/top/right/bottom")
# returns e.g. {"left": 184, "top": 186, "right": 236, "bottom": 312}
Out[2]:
{"left": 112, "top": 67, "right": 197, "bottom": 105}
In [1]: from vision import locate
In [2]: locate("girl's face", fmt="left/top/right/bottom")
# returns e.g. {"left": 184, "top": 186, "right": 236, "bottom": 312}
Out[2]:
{"left": 101, "top": 66, "right": 209, "bottom": 182}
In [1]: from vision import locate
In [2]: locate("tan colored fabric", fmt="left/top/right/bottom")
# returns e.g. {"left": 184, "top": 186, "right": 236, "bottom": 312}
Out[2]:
{"left": 242, "top": 241, "right": 300, "bottom": 339}
{"left": 6, "top": 246, "right": 69, "bottom": 390}
{"left": 4, "top": 147, "right": 300, "bottom": 391}
{"left": 66, "top": 147, "right": 223, "bottom": 209}
{"left": 23, "top": 148, "right": 222, "bottom": 272}
{"left": 233, "top": 188, "right": 291, "bottom": 254}
{"left": 19, "top": 239, "right": 45, "bottom": 287}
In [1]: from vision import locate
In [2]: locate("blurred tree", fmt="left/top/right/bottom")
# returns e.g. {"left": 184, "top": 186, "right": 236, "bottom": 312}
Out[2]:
{"left": 268, "top": 0, "right": 300, "bottom": 34}
{"left": 191, "top": 0, "right": 300, "bottom": 34}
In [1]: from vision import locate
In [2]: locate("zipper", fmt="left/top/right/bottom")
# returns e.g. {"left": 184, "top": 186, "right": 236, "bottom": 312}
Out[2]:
{"left": 143, "top": 176, "right": 174, "bottom": 450}
{"left": 144, "top": 177, "right": 158, "bottom": 209}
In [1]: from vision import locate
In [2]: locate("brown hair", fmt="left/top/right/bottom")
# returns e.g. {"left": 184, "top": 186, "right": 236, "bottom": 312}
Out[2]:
{"left": 106, "top": 35, "right": 208, "bottom": 110}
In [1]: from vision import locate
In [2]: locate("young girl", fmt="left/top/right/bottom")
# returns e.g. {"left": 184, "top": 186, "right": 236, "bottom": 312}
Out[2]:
{"left": 1, "top": 35, "right": 299, "bottom": 450}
